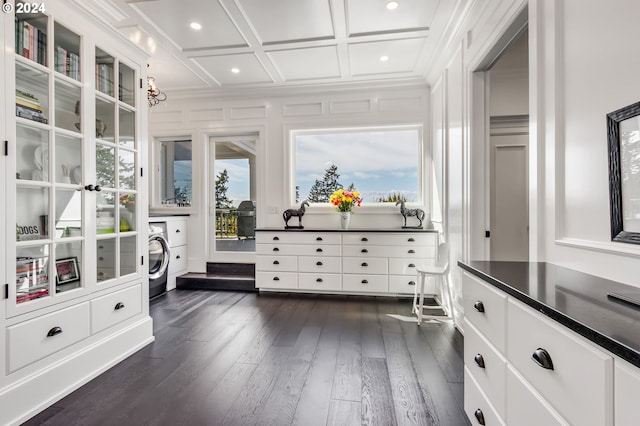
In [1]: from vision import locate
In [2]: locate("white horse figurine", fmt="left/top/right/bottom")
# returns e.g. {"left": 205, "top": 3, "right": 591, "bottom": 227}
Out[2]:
{"left": 396, "top": 200, "right": 425, "bottom": 228}
{"left": 283, "top": 200, "right": 309, "bottom": 228}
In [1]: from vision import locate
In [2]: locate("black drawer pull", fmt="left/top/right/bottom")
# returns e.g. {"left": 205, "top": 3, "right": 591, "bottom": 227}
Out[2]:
{"left": 316, "top": 248, "right": 323, "bottom": 253}
{"left": 115, "top": 302, "right": 125, "bottom": 310}
{"left": 361, "top": 262, "right": 368, "bottom": 267}
{"left": 474, "top": 409, "right": 485, "bottom": 425}
{"left": 316, "top": 278, "right": 323, "bottom": 283}
{"left": 361, "top": 237, "right": 368, "bottom": 242}
{"left": 362, "top": 280, "right": 368, "bottom": 284}
{"left": 273, "top": 236, "right": 280, "bottom": 241}
{"left": 316, "top": 237, "right": 323, "bottom": 241}
{"left": 408, "top": 249, "right": 415, "bottom": 254}
{"left": 474, "top": 354, "right": 485, "bottom": 369}
{"left": 47, "top": 327, "right": 63, "bottom": 337}
{"left": 473, "top": 301, "right": 485, "bottom": 313}
{"left": 176, "top": 229, "right": 181, "bottom": 233}
{"left": 176, "top": 255, "right": 181, "bottom": 259}
{"left": 408, "top": 237, "right": 415, "bottom": 242}
{"left": 273, "top": 276, "right": 280, "bottom": 281}
{"left": 408, "top": 281, "right": 416, "bottom": 286}
{"left": 316, "top": 261, "right": 323, "bottom": 266}
{"left": 532, "top": 348, "right": 554, "bottom": 370}
{"left": 361, "top": 249, "right": 368, "bottom": 253}
{"left": 98, "top": 256, "right": 104, "bottom": 261}
{"left": 273, "top": 260, "right": 280, "bottom": 265}
{"left": 408, "top": 263, "right": 415, "bottom": 268}
{"left": 273, "top": 247, "right": 280, "bottom": 252}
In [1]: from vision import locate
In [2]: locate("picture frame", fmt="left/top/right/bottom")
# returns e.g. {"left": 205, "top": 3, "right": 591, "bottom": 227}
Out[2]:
{"left": 55, "top": 257, "right": 80, "bottom": 285}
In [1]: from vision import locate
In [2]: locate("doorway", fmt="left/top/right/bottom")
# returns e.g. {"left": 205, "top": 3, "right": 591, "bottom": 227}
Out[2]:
{"left": 208, "top": 135, "right": 257, "bottom": 263}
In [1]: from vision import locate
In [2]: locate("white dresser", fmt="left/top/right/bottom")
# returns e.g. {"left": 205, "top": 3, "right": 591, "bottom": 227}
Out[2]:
{"left": 153, "top": 216, "right": 188, "bottom": 291}
{"left": 256, "top": 229, "right": 438, "bottom": 296}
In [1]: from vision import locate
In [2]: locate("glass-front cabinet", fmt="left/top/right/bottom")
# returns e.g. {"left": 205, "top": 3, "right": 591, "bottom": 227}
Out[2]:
{"left": 8, "top": 4, "right": 143, "bottom": 316}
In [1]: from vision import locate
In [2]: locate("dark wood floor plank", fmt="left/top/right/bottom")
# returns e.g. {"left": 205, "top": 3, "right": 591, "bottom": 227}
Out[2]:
{"left": 362, "top": 357, "right": 397, "bottom": 426}
{"left": 327, "top": 400, "right": 362, "bottom": 426}
{"left": 377, "top": 298, "right": 404, "bottom": 334}
{"left": 331, "top": 299, "right": 363, "bottom": 402}
{"left": 361, "top": 301, "right": 386, "bottom": 359}
{"left": 272, "top": 295, "right": 318, "bottom": 347}
{"left": 418, "top": 322, "right": 464, "bottom": 383}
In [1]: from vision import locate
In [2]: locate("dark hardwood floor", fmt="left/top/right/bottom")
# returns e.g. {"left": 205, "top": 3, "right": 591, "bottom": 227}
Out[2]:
{"left": 24, "top": 290, "right": 470, "bottom": 426}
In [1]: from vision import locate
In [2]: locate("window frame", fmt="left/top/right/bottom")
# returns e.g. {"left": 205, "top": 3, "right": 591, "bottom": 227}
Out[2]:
{"left": 150, "top": 135, "right": 195, "bottom": 213}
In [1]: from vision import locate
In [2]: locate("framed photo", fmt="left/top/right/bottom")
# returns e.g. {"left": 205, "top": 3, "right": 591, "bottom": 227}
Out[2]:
{"left": 55, "top": 257, "right": 80, "bottom": 285}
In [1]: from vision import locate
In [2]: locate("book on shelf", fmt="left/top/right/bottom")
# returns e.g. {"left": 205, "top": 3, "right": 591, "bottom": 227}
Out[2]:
{"left": 15, "top": 19, "right": 47, "bottom": 65}
{"left": 16, "top": 288, "right": 49, "bottom": 303}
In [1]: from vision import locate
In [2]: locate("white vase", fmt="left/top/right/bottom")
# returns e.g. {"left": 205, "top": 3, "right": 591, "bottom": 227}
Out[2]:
{"left": 340, "top": 212, "right": 351, "bottom": 229}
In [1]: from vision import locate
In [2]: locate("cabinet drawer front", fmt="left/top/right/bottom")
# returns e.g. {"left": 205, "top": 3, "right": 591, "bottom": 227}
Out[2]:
{"left": 615, "top": 360, "right": 640, "bottom": 426}
{"left": 256, "top": 255, "right": 298, "bottom": 272}
{"left": 298, "top": 257, "right": 342, "bottom": 273}
{"left": 388, "top": 258, "right": 426, "bottom": 275}
{"left": 507, "top": 299, "right": 612, "bottom": 426}
{"left": 342, "top": 245, "right": 435, "bottom": 258}
{"left": 8, "top": 303, "right": 91, "bottom": 372}
{"left": 343, "top": 233, "right": 436, "bottom": 246}
{"left": 342, "top": 257, "right": 388, "bottom": 275}
{"left": 462, "top": 272, "right": 507, "bottom": 353}
{"left": 256, "top": 271, "right": 298, "bottom": 289}
{"left": 166, "top": 220, "right": 187, "bottom": 247}
{"left": 506, "top": 366, "right": 568, "bottom": 426}
{"left": 256, "top": 232, "right": 340, "bottom": 245}
{"left": 298, "top": 273, "right": 342, "bottom": 291}
{"left": 464, "top": 368, "right": 505, "bottom": 426}
{"left": 91, "top": 284, "right": 143, "bottom": 334}
{"left": 464, "top": 320, "right": 507, "bottom": 417}
{"left": 343, "top": 275, "right": 388, "bottom": 293}
{"left": 257, "top": 244, "right": 341, "bottom": 257}
{"left": 388, "top": 275, "right": 420, "bottom": 294}
{"left": 168, "top": 245, "right": 187, "bottom": 274}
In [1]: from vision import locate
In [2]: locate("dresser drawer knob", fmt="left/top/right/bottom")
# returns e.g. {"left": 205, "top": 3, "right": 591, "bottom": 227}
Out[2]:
{"left": 273, "top": 247, "right": 280, "bottom": 252}
{"left": 408, "top": 249, "right": 415, "bottom": 254}
{"left": 361, "top": 262, "right": 368, "bottom": 267}
{"left": 316, "top": 237, "right": 323, "bottom": 241}
{"left": 176, "top": 255, "right": 181, "bottom": 259}
{"left": 316, "top": 248, "right": 323, "bottom": 253}
{"left": 408, "top": 263, "right": 415, "bottom": 268}
{"left": 532, "top": 348, "right": 554, "bottom": 370}
{"left": 361, "top": 249, "right": 368, "bottom": 253}
{"left": 474, "top": 354, "right": 485, "bottom": 369}
{"left": 176, "top": 229, "right": 181, "bottom": 233}
{"left": 474, "top": 409, "right": 486, "bottom": 425}
{"left": 47, "top": 326, "right": 63, "bottom": 337}
{"left": 361, "top": 237, "right": 368, "bottom": 242}
{"left": 408, "top": 281, "right": 416, "bottom": 286}
{"left": 316, "top": 278, "right": 323, "bottom": 283}
{"left": 273, "top": 260, "right": 280, "bottom": 265}
{"left": 316, "top": 261, "right": 323, "bottom": 266}
{"left": 273, "top": 236, "right": 280, "bottom": 241}
{"left": 115, "top": 302, "right": 126, "bottom": 310}
{"left": 273, "top": 276, "right": 280, "bottom": 281}
{"left": 408, "top": 237, "right": 415, "bottom": 242}
{"left": 362, "top": 280, "right": 368, "bottom": 284}
{"left": 473, "top": 301, "right": 485, "bottom": 313}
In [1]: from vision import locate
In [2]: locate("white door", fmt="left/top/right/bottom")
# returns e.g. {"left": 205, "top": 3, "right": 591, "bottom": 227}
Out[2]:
{"left": 490, "top": 130, "right": 528, "bottom": 261}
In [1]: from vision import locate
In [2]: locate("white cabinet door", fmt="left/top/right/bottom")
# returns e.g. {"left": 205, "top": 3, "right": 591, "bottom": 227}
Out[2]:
{"left": 615, "top": 359, "right": 640, "bottom": 426}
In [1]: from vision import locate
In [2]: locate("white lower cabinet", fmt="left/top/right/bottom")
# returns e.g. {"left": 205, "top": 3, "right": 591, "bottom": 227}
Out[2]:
{"left": 614, "top": 359, "right": 640, "bottom": 426}
{"left": 464, "top": 367, "right": 505, "bottom": 426}
{"left": 90, "top": 284, "right": 143, "bottom": 334}
{"left": 506, "top": 366, "right": 567, "bottom": 426}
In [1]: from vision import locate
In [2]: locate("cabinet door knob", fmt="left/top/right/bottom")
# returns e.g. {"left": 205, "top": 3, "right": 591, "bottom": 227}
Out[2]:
{"left": 176, "top": 229, "right": 181, "bottom": 233}
{"left": 84, "top": 184, "right": 95, "bottom": 191}
{"left": 316, "top": 278, "right": 323, "bottom": 283}
{"left": 114, "top": 302, "right": 125, "bottom": 310}
{"left": 361, "top": 237, "right": 368, "bottom": 242}
{"left": 316, "top": 261, "right": 323, "bottom": 266}
{"left": 474, "top": 409, "right": 486, "bottom": 425}
{"left": 361, "top": 249, "right": 368, "bottom": 253}
{"left": 316, "top": 248, "right": 323, "bottom": 253}
{"left": 176, "top": 255, "right": 181, "bottom": 259}
{"left": 94, "top": 185, "right": 102, "bottom": 192}
{"left": 408, "top": 281, "right": 416, "bottom": 286}
{"left": 473, "top": 301, "right": 485, "bottom": 313}
{"left": 408, "top": 263, "right": 415, "bottom": 268}
{"left": 273, "top": 260, "right": 280, "bottom": 265}
{"left": 273, "top": 247, "right": 280, "bottom": 252}
{"left": 408, "top": 237, "right": 415, "bottom": 242}
{"left": 474, "top": 354, "right": 485, "bottom": 369}
{"left": 273, "top": 276, "right": 280, "bottom": 281}
{"left": 47, "top": 326, "right": 63, "bottom": 337}
{"left": 532, "top": 348, "right": 554, "bottom": 370}
{"left": 273, "top": 236, "right": 280, "bottom": 241}
{"left": 361, "top": 280, "right": 368, "bottom": 284}
{"left": 316, "top": 237, "right": 323, "bottom": 241}
{"left": 408, "top": 249, "right": 415, "bottom": 254}
{"left": 361, "top": 262, "right": 368, "bottom": 267}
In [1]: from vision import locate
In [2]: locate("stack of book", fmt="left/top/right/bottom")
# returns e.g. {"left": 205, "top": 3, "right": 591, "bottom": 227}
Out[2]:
{"left": 15, "top": 18, "right": 47, "bottom": 66}
{"left": 96, "top": 63, "right": 114, "bottom": 94}
{"left": 55, "top": 46, "right": 80, "bottom": 80}
{"left": 16, "top": 257, "right": 49, "bottom": 304}
{"left": 16, "top": 89, "right": 48, "bottom": 123}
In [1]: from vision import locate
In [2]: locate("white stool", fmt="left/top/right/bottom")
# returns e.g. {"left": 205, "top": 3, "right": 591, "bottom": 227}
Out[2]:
{"left": 413, "top": 242, "right": 453, "bottom": 324}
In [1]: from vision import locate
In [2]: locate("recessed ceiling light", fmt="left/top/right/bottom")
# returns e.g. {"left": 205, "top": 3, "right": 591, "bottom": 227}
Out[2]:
{"left": 231, "top": 67, "right": 240, "bottom": 74}
{"left": 380, "top": 55, "right": 389, "bottom": 62}
{"left": 190, "top": 22, "right": 202, "bottom": 30}
{"left": 386, "top": 1, "right": 399, "bottom": 10}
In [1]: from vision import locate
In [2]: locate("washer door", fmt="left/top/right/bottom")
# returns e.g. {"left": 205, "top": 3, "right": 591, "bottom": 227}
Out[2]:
{"left": 149, "top": 235, "right": 170, "bottom": 279}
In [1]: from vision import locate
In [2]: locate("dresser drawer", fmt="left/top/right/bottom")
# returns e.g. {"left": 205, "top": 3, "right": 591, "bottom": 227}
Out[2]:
{"left": 342, "top": 232, "right": 436, "bottom": 246}
{"left": 506, "top": 365, "right": 568, "bottom": 426}
{"left": 256, "top": 232, "right": 340, "bottom": 245}
{"left": 464, "top": 319, "right": 507, "bottom": 417}
{"left": 298, "top": 273, "right": 342, "bottom": 291}
{"left": 342, "top": 257, "right": 388, "bottom": 275}
{"left": 91, "top": 284, "right": 143, "bottom": 334}
{"left": 257, "top": 244, "right": 341, "bottom": 257}
{"left": 464, "top": 367, "right": 505, "bottom": 426}
{"left": 388, "top": 258, "right": 425, "bottom": 275}
{"left": 168, "top": 245, "right": 187, "bottom": 274}
{"left": 342, "top": 245, "right": 435, "bottom": 259}
{"left": 343, "top": 274, "right": 388, "bottom": 293}
{"left": 388, "top": 275, "right": 420, "bottom": 294}
{"left": 298, "top": 256, "right": 341, "bottom": 273}
{"left": 507, "top": 298, "right": 613, "bottom": 426}
{"left": 256, "top": 271, "right": 297, "bottom": 289}
{"left": 615, "top": 359, "right": 640, "bottom": 426}
{"left": 8, "top": 303, "right": 91, "bottom": 372}
{"left": 256, "top": 255, "right": 298, "bottom": 272}
{"left": 166, "top": 220, "right": 187, "bottom": 247}
{"left": 463, "top": 272, "right": 507, "bottom": 353}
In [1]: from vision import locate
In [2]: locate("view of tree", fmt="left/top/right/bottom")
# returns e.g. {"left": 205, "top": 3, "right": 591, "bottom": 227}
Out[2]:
{"left": 376, "top": 191, "right": 408, "bottom": 203}
{"left": 308, "top": 164, "right": 343, "bottom": 202}
{"left": 215, "top": 168, "right": 233, "bottom": 208}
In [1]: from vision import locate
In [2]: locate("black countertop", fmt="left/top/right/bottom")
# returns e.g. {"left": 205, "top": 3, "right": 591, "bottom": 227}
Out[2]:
{"left": 255, "top": 228, "right": 438, "bottom": 233}
{"left": 458, "top": 261, "right": 640, "bottom": 368}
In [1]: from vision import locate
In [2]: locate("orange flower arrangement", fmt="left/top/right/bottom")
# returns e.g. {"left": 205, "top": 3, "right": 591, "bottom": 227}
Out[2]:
{"left": 329, "top": 188, "right": 362, "bottom": 212}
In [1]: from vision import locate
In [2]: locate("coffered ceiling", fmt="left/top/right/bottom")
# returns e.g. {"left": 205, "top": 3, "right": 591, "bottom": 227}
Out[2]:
{"left": 75, "top": 0, "right": 468, "bottom": 95}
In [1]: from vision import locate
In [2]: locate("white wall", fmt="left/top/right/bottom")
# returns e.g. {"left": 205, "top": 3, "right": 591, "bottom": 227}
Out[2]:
{"left": 428, "top": 0, "right": 640, "bottom": 299}
{"left": 148, "top": 85, "right": 430, "bottom": 271}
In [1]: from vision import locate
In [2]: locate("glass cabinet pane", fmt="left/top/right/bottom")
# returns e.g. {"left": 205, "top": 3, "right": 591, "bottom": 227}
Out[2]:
{"left": 55, "top": 134, "right": 82, "bottom": 184}
{"left": 17, "top": 186, "right": 49, "bottom": 241}
{"left": 119, "top": 62, "right": 135, "bottom": 106}
{"left": 54, "top": 241, "right": 83, "bottom": 293}
{"left": 16, "top": 63, "right": 49, "bottom": 124}
{"left": 97, "top": 238, "right": 116, "bottom": 282}
{"left": 95, "top": 47, "right": 114, "bottom": 97}
{"left": 119, "top": 150, "right": 135, "bottom": 190}
{"left": 15, "top": 8, "right": 48, "bottom": 66}
{"left": 54, "top": 22, "right": 80, "bottom": 81}
{"left": 119, "top": 107, "right": 135, "bottom": 149}
{"left": 54, "top": 80, "right": 81, "bottom": 133}
{"left": 119, "top": 193, "right": 136, "bottom": 232}
{"left": 16, "top": 126, "right": 49, "bottom": 182}
{"left": 120, "top": 236, "right": 136, "bottom": 276}
{"left": 16, "top": 246, "right": 51, "bottom": 304}
{"left": 55, "top": 188, "right": 82, "bottom": 238}
{"left": 97, "top": 191, "right": 116, "bottom": 235}
{"left": 95, "top": 97, "right": 115, "bottom": 142}
{"left": 96, "top": 144, "right": 115, "bottom": 188}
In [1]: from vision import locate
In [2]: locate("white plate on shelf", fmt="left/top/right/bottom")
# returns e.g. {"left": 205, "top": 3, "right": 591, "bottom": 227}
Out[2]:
{"left": 71, "top": 166, "right": 82, "bottom": 184}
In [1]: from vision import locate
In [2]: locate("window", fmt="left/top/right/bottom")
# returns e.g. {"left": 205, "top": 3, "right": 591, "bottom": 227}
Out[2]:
{"left": 159, "top": 140, "right": 192, "bottom": 206}
{"left": 293, "top": 126, "right": 422, "bottom": 205}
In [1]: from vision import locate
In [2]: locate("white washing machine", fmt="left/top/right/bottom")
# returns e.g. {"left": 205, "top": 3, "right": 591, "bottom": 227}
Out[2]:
{"left": 148, "top": 223, "right": 170, "bottom": 299}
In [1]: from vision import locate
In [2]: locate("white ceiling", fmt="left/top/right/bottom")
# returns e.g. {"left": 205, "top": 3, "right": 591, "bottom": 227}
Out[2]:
{"left": 76, "top": 0, "right": 467, "bottom": 95}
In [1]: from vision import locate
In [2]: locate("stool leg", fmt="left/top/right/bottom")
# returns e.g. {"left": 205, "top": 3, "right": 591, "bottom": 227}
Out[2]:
{"left": 417, "top": 273, "right": 426, "bottom": 325}
{"left": 412, "top": 274, "right": 419, "bottom": 317}
{"left": 444, "top": 273, "right": 454, "bottom": 320}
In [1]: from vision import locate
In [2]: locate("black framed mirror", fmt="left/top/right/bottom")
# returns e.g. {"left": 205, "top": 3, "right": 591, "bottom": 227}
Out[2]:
{"left": 607, "top": 101, "right": 640, "bottom": 244}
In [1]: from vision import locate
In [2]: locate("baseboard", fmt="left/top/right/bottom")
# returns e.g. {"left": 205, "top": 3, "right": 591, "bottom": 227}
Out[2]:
{"left": 1, "top": 316, "right": 154, "bottom": 426}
